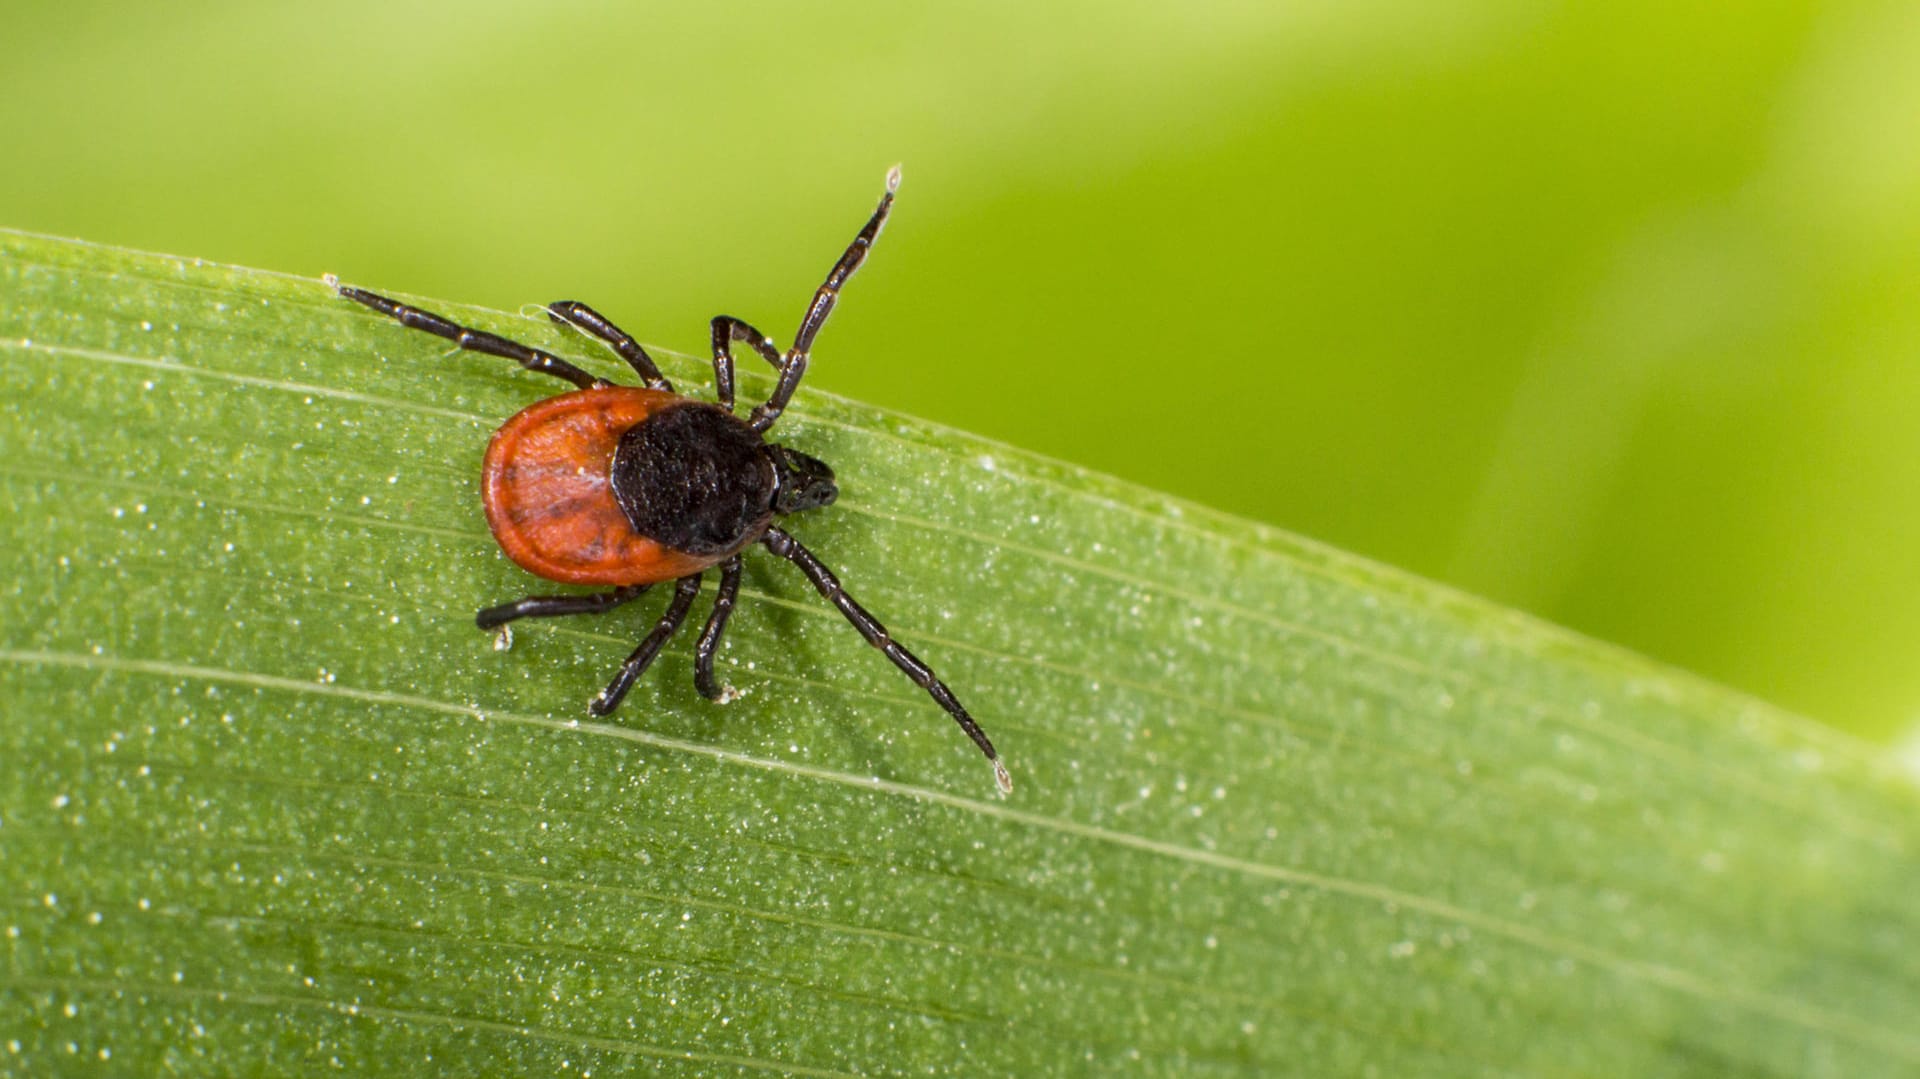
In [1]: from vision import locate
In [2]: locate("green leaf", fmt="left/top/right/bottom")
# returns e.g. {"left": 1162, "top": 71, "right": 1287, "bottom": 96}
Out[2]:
{"left": 3, "top": 228, "right": 1916, "bottom": 1076}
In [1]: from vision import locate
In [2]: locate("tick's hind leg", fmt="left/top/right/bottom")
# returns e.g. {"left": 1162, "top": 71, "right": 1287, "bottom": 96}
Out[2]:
{"left": 693, "top": 556, "right": 744, "bottom": 700}
{"left": 331, "top": 281, "right": 605, "bottom": 390}
{"left": 591, "top": 574, "right": 704, "bottom": 716}
{"left": 546, "top": 301, "right": 672, "bottom": 391}
{"left": 475, "top": 584, "right": 652, "bottom": 630}
{"left": 760, "top": 525, "right": 1010, "bottom": 794}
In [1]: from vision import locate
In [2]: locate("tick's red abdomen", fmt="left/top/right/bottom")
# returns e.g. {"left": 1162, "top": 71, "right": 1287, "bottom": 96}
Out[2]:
{"left": 482, "top": 386, "right": 714, "bottom": 586}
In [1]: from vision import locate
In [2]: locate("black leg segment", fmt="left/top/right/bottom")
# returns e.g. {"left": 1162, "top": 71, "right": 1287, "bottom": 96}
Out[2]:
{"left": 693, "top": 556, "right": 744, "bottom": 700}
{"left": 590, "top": 573, "right": 704, "bottom": 716}
{"left": 761, "top": 525, "right": 1010, "bottom": 793}
{"left": 332, "top": 282, "right": 605, "bottom": 390}
{"left": 748, "top": 166, "right": 900, "bottom": 433}
{"left": 709, "top": 316, "right": 782, "bottom": 412}
{"left": 547, "top": 300, "right": 672, "bottom": 391}
{"left": 476, "top": 584, "right": 653, "bottom": 630}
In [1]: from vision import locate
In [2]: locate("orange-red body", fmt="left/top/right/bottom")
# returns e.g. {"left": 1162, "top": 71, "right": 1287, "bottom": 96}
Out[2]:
{"left": 481, "top": 386, "right": 714, "bottom": 586}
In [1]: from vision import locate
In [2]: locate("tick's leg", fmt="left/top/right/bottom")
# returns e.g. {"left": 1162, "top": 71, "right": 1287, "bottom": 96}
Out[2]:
{"left": 590, "top": 573, "right": 703, "bottom": 716}
{"left": 475, "top": 584, "right": 652, "bottom": 630}
{"left": 749, "top": 167, "right": 900, "bottom": 433}
{"left": 708, "top": 317, "right": 782, "bottom": 413}
{"left": 761, "top": 525, "right": 1010, "bottom": 793}
{"left": 547, "top": 300, "right": 672, "bottom": 391}
{"left": 693, "top": 556, "right": 744, "bottom": 700}
{"left": 331, "top": 281, "right": 604, "bottom": 390}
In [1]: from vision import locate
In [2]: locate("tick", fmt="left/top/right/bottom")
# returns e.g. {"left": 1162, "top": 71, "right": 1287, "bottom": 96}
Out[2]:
{"left": 330, "top": 169, "right": 1009, "bottom": 793}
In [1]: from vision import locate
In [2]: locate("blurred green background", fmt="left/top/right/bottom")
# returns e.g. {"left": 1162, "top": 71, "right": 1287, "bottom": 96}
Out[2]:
{"left": 5, "top": 1, "right": 1917, "bottom": 743}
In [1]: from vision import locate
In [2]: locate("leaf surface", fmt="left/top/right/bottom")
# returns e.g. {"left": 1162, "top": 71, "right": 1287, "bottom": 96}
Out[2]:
{"left": 2, "top": 230, "right": 1916, "bottom": 1075}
